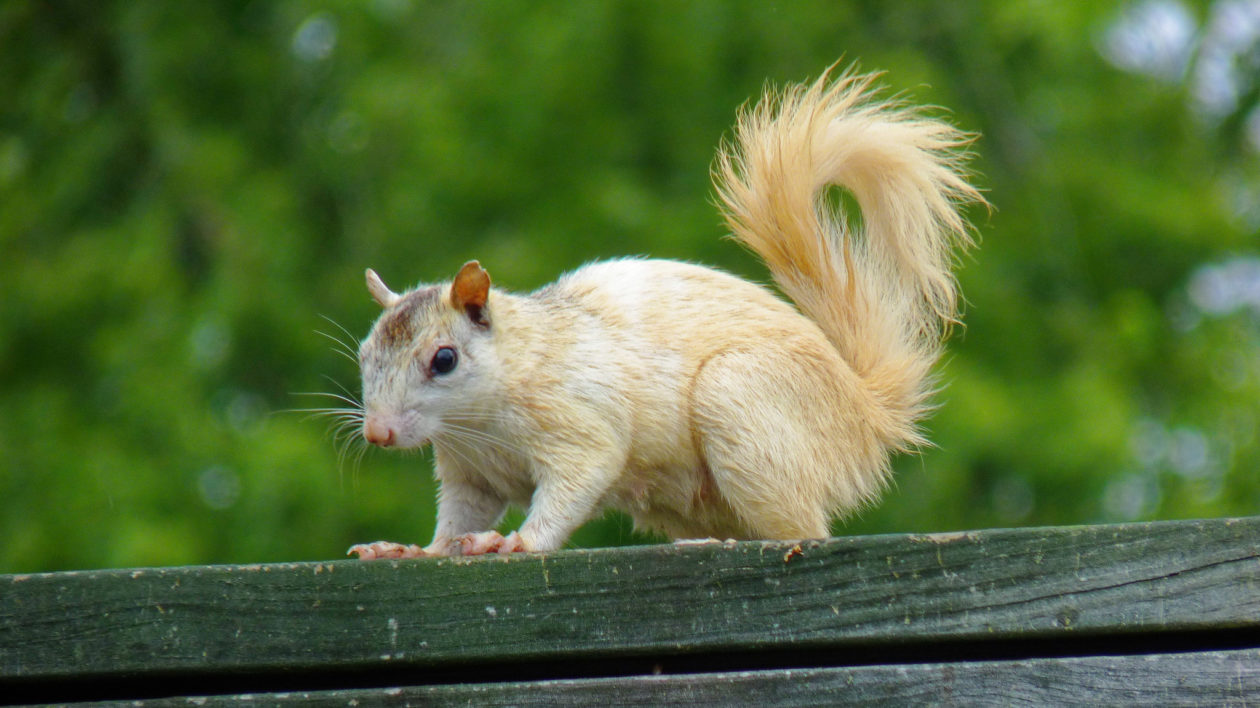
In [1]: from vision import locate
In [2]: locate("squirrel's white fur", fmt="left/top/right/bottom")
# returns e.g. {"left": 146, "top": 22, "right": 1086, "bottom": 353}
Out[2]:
{"left": 349, "top": 68, "right": 982, "bottom": 558}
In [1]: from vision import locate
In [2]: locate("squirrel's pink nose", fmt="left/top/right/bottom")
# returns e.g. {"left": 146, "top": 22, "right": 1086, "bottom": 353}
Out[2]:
{"left": 364, "top": 418, "right": 396, "bottom": 447}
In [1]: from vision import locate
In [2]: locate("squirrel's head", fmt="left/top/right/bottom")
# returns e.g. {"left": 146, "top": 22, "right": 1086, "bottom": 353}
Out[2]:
{"left": 358, "top": 261, "right": 496, "bottom": 449}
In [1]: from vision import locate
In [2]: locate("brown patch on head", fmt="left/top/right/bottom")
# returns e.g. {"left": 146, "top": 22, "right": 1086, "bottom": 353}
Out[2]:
{"left": 378, "top": 287, "right": 439, "bottom": 347}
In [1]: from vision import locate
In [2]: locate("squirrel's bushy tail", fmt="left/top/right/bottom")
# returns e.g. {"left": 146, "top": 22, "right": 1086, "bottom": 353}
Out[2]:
{"left": 714, "top": 68, "right": 983, "bottom": 449}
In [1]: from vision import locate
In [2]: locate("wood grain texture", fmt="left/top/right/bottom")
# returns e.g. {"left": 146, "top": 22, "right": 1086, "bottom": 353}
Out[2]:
{"left": 97, "top": 649, "right": 1260, "bottom": 707}
{"left": 1, "top": 517, "right": 1258, "bottom": 685}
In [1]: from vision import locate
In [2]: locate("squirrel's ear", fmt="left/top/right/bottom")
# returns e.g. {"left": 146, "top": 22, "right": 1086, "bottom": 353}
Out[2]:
{"left": 451, "top": 260, "right": 491, "bottom": 326}
{"left": 365, "top": 268, "right": 400, "bottom": 308}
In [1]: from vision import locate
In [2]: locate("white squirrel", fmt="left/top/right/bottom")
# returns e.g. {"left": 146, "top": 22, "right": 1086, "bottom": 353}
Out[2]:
{"left": 347, "top": 68, "right": 982, "bottom": 558}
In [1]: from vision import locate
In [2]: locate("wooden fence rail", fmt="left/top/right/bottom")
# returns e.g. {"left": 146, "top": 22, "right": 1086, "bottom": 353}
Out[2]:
{"left": 2, "top": 516, "right": 1258, "bottom": 705}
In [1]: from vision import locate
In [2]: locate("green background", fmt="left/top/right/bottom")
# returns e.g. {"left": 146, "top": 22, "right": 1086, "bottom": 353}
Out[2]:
{"left": 2, "top": 1, "right": 1257, "bottom": 572}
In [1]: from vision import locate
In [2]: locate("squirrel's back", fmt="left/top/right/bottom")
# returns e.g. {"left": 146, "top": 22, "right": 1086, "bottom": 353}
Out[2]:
{"left": 543, "top": 257, "right": 809, "bottom": 350}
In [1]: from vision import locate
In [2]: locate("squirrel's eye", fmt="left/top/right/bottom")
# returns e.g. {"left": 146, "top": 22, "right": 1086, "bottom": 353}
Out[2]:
{"left": 430, "top": 346, "right": 458, "bottom": 375}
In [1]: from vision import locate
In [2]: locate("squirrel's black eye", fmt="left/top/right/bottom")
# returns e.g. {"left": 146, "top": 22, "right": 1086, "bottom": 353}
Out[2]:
{"left": 430, "top": 346, "right": 458, "bottom": 375}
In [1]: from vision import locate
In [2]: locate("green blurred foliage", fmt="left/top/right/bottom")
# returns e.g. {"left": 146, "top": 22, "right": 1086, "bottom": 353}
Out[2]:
{"left": 1, "top": 1, "right": 1257, "bottom": 572}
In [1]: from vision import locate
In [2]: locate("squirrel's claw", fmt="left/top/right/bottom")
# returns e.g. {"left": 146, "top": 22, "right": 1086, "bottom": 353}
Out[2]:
{"left": 347, "top": 540, "right": 426, "bottom": 560}
{"left": 457, "top": 530, "right": 527, "bottom": 556}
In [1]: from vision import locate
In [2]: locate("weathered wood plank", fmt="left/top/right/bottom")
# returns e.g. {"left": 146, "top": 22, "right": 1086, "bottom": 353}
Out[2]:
{"left": 92, "top": 648, "right": 1260, "bottom": 707}
{"left": 2, "top": 517, "right": 1257, "bottom": 684}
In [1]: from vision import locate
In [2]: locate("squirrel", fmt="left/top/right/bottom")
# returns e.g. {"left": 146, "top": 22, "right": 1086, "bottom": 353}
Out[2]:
{"left": 347, "top": 67, "right": 983, "bottom": 559}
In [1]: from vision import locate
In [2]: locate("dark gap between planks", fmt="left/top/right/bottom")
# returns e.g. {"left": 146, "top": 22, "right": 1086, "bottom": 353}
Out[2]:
{"left": 4, "top": 625, "right": 1258, "bottom": 706}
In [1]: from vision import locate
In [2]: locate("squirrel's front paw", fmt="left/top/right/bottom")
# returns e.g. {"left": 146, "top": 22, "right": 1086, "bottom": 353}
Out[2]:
{"left": 457, "top": 530, "right": 527, "bottom": 556}
{"left": 347, "top": 540, "right": 427, "bottom": 560}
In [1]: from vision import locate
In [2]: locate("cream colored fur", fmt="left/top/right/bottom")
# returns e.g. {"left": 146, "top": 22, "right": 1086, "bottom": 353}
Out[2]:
{"left": 352, "top": 68, "right": 982, "bottom": 557}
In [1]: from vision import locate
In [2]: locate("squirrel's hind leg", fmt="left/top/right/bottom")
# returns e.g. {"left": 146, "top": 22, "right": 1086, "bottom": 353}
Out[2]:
{"left": 690, "top": 341, "right": 879, "bottom": 540}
